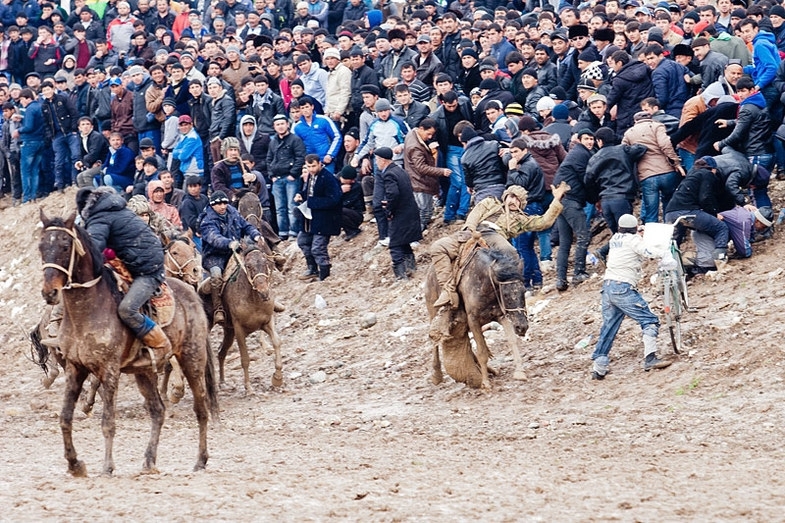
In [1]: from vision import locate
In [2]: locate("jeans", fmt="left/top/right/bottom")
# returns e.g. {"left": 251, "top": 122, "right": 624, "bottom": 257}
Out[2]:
{"left": 591, "top": 280, "right": 659, "bottom": 368}
{"left": 751, "top": 165, "right": 772, "bottom": 207}
{"left": 472, "top": 183, "right": 505, "bottom": 205}
{"left": 20, "top": 140, "right": 45, "bottom": 203}
{"left": 601, "top": 198, "right": 633, "bottom": 233}
{"left": 748, "top": 153, "right": 774, "bottom": 172}
{"left": 118, "top": 273, "right": 163, "bottom": 336}
{"left": 413, "top": 191, "right": 434, "bottom": 231}
{"left": 297, "top": 231, "right": 331, "bottom": 266}
{"left": 272, "top": 176, "right": 300, "bottom": 236}
{"left": 677, "top": 148, "right": 695, "bottom": 172}
{"left": 538, "top": 191, "right": 553, "bottom": 261}
{"left": 640, "top": 171, "right": 680, "bottom": 224}
{"left": 512, "top": 201, "right": 543, "bottom": 288}
{"left": 665, "top": 209, "right": 729, "bottom": 253}
{"left": 444, "top": 145, "right": 470, "bottom": 221}
{"left": 556, "top": 200, "right": 590, "bottom": 281}
{"left": 52, "top": 132, "right": 81, "bottom": 188}
{"left": 371, "top": 169, "right": 389, "bottom": 239}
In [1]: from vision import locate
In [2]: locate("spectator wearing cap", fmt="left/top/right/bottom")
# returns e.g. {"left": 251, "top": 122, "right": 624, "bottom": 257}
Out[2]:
{"left": 457, "top": 47, "right": 482, "bottom": 96}
{"left": 171, "top": 114, "right": 204, "bottom": 180}
{"left": 105, "top": 1, "right": 137, "bottom": 55}
{"left": 40, "top": 80, "right": 80, "bottom": 191}
{"left": 221, "top": 45, "right": 251, "bottom": 94}
{"left": 353, "top": 97, "right": 410, "bottom": 168}
{"left": 355, "top": 84, "right": 380, "bottom": 144}
{"left": 128, "top": 64, "right": 160, "bottom": 154}
{"left": 293, "top": 95, "right": 342, "bottom": 173}
{"left": 127, "top": 30, "right": 155, "bottom": 68}
{"left": 29, "top": 25, "right": 62, "bottom": 77}
{"left": 178, "top": 175, "right": 208, "bottom": 243}
{"left": 475, "top": 78, "right": 515, "bottom": 132}
{"left": 689, "top": 37, "right": 728, "bottom": 91}
{"left": 379, "top": 28, "right": 417, "bottom": 99}
{"left": 392, "top": 83, "right": 429, "bottom": 130}
{"left": 517, "top": 67, "right": 547, "bottom": 122}
{"left": 323, "top": 47, "right": 352, "bottom": 125}
{"left": 553, "top": 128, "right": 594, "bottom": 291}
{"left": 606, "top": 50, "right": 655, "bottom": 138}
{"left": 268, "top": 114, "right": 306, "bottom": 240}
{"left": 641, "top": 43, "right": 689, "bottom": 118}
{"left": 623, "top": 111, "right": 685, "bottom": 223}
{"left": 574, "top": 93, "right": 615, "bottom": 136}
{"left": 109, "top": 74, "right": 137, "bottom": 152}
{"left": 249, "top": 74, "right": 284, "bottom": 135}
{"left": 412, "top": 34, "right": 444, "bottom": 89}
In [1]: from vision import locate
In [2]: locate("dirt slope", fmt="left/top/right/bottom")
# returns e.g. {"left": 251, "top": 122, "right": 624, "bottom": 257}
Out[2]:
{"left": 1, "top": 187, "right": 785, "bottom": 521}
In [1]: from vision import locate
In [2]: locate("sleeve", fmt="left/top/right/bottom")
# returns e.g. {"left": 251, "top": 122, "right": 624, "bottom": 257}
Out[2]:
{"left": 307, "top": 172, "right": 342, "bottom": 209}
{"left": 718, "top": 106, "right": 751, "bottom": 151}
{"left": 382, "top": 168, "right": 402, "bottom": 213}
{"left": 464, "top": 197, "right": 496, "bottom": 231}
{"left": 324, "top": 116, "right": 342, "bottom": 158}
{"left": 515, "top": 198, "right": 563, "bottom": 232}
{"left": 86, "top": 220, "right": 110, "bottom": 252}
{"left": 291, "top": 136, "right": 306, "bottom": 178}
{"left": 200, "top": 215, "right": 231, "bottom": 250}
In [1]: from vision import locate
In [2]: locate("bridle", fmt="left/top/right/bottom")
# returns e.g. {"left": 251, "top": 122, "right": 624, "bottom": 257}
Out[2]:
{"left": 164, "top": 239, "right": 200, "bottom": 281}
{"left": 233, "top": 248, "right": 273, "bottom": 289}
{"left": 41, "top": 226, "right": 102, "bottom": 290}
{"left": 488, "top": 267, "right": 527, "bottom": 316}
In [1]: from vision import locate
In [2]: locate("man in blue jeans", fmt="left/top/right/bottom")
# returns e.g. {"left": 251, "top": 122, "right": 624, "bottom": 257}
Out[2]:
{"left": 40, "top": 80, "right": 80, "bottom": 191}
{"left": 267, "top": 114, "right": 306, "bottom": 240}
{"left": 591, "top": 214, "right": 675, "bottom": 379}
{"left": 14, "top": 89, "right": 46, "bottom": 204}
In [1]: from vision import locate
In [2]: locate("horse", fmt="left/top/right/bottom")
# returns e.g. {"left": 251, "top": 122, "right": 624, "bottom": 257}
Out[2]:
{"left": 425, "top": 245, "right": 529, "bottom": 389}
{"left": 162, "top": 229, "right": 201, "bottom": 289}
{"left": 207, "top": 239, "right": 283, "bottom": 395}
{"left": 39, "top": 210, "right": 219, "bottom": 476}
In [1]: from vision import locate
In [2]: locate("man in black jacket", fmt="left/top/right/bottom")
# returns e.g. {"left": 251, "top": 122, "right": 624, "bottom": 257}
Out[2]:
{"left": 74, "top": 117, "right": 109, "bottom": 188}
{"left": 267, "top": 114, "right": 306, "bottom": 240}
{"left": 460, "top": 126, "right": 507, "bottom": 203}
{"left": 553, "top": 128, "right": 594, "bottom": 291}
{"left": 348, "top": 48, "right": 378, "bottom": 130}
{"left": 713, "top": 77, "right": 773, "bottom": 170}
{"left": 40, "top": 80, "right": 80, "bottom": 191}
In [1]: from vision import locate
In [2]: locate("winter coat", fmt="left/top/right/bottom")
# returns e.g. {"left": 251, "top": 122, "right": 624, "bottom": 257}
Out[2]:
{"left": 211, "top": 159, "right": 262, "bottom": 202}
{"left": 584, "top": 144, "right": 647, "bottom": 204}
{"left": 381, "top": 162, "right": 422, "bottom": 247}
{"left": 713, "top": 149, "right": 754, "bottom": 206}
{"left": 670, "top": 101, "right": 737, "bottom": 157}
{"left": 665, "top": 167, "right": 730, "bottom": 216}
{"left": 393, "top": 101, "right": 430, "bottom": 130}
{"left": 461, "top": 137, "right": 506, "bottom": 190}
{"left": 178, "top": 192, "right": 208, "bottom": 234}
{"left": 79, "top": 130, "right": 109, "bottom": 168}
{"left": 293, "top": 114, "right": 342, "bottom": 160}
{"left": 208, "top": 90, "right": 236, "bottom": 140}
{"left": 456, "top": 64, "right": 482, "bottom": 96}
{"left": 651, "top": 58, "right": 689, "bottom": 118}
{"left": 698, "top": 50, "right": 728, "bottom": 90}
{"left": 267, "top": 131, "right": 306, "bottom": 180}
{"left": 350, "top": 64, "right": 379, "bottom": 114}
{"left": 200, "top": 204, "right": 261, "bottom": 271}
{"left": 506, "top": 152, "right": 545, "bottom": 203}
{"left": 553, "top": 142, "right": 592, "bottom": 206}
{"left": 431, "top": 99, "right": 474, "bottom": 152}
{"left": 325, "top": 62, "right": 352, "bottom": 117}
{"left": 605, "top": 60, "right": 655, "bottom": 137}
{"left": 252, "top": 90, "right": 285, "bottom": 134}
{"left": 28, "top": 39, "right": 61, "bottom": 76}
{"left": 111, "top": 86, "right": 135, "bottom": 136}
{"left": 17, "top": 100, "right": 46, "bottom": 142}
{"left": 622, "top": 117, "right": 680, "bottom": 180}
{"left": 132, "top": 76, "right": 159, "bottom": 133}
{"left": 104, "top": 145, "right": 136, "bottom": 184}
{"left": 238, "top": 117, "right": 270, "bottom": 177}
{"left": 542, "top": 119, "right": 574, "bottom": 151}
{"left": 535, "top": 61, "right": 558, "bottom": 94}
{"left": 171, "top": 128, "right": 204, "bottom": 177}
{"left": 40, "top": 92, "right": 77, "bottom": 137}
{"left": 188, "top": 93, "right": 212, "bottom": 141}
{"left": 300, "top": 167, "right": 342, "bottom": 236}
{"left": 82, "top": 188, "right": 164, "bottom": 277}
{"left": 572, "top": 108, "right": 615, "bottom": 136}
{"left": 520, "top": 130, "right": 567, "bottom": 187}
{"left": 475, "top": 88, "right": 516, "bottom": 131}
{"left": 744, "top": 31, "right": 779, "bottom": 90}
{"left": 403, "top": 129, "right": 444, "bottom": 196}
{"left": 164, "top": 79, "right": 191, "bottom": 120}
{"left": 717, "top": 92, "right": 772, "bottom": 156}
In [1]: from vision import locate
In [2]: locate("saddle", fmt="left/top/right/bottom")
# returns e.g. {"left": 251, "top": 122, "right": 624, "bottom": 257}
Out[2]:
{"left": 106, "top": 258, "right": 176, "bottom": 328}
{"left": 452, "top": 231, "right": 489, "bottom": 286}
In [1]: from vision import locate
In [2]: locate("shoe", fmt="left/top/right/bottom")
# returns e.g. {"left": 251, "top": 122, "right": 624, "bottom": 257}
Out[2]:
{"left": 410, "top": 241, "right": 420, "bottom": 248}
{"left": 539, "top": 260, "right": 554, "bottom": 272}
{"left": 555, "top": 279, "right": 568, "bottom": 292}
{"left": 377, "top": 237, "right": 390, "bottom": 247}
{"left": 344, "top": 229, "right": 361, "bottom": 241}
{"left": 140, "top": 325, "right": 173, "bottom": 368}
{"left": 591, "top": 371, "right": 606, "bottom": 380}
{"left": 318, "top": 264, "right": 331, "bottom": 281}
{"left": 433, "top": 289, "right": 459, "bottom": 308}
{"left": 572, "top": 272, "right": 590, "bottom": 285}
{"left": 644, "top": 354, "right": 672, "bottom": 371}
{"left": 288, "top": 231, "right": 298, "bottom": 239}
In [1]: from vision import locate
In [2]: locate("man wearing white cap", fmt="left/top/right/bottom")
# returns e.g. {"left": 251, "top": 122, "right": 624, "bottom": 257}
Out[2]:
{"left": 323, "top": 47, "right": 352, "bottom": 124}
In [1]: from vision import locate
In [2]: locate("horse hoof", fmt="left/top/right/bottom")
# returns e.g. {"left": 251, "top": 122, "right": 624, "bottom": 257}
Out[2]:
{"left": 82, "top": 404, "right": 94, "bottom": 416}
{"left": 168, "top": 385, "right": 185, "bottom": 405}
{"left": 41, "top": 375, "right": 56, "bottom": 389}
{"left": 487, "top": 365, "right": 499, "bottom": 376}
{"left": 271, "top": 373, "right": 283, "bottom": 388}
{"left": 481, "top": 380, "right": 492, "bottom": 390}
{"left": 69, "top": 460, "right": 88, "bottom": 478}
{"left": 140, "top": 466, "right": 160, "bottom": 475}
{"left": 513, "top": 371, "right": 528, "bottom": 381}
{"left": 219, "top": 381, "right": 235, "bottom": 391}
{"left": 430, "top": 373, "right": 443, "bottom": 386}
{"left": 193, "top": 459, "right": 207, "bottom": 472}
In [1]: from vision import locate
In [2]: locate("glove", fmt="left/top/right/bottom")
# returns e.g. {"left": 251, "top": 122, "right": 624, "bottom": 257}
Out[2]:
{"left": 229, "top": 240, "right": 241, "bottom": 252}
{"left": 658, "top": 253, "right": 678, "bottom": 272}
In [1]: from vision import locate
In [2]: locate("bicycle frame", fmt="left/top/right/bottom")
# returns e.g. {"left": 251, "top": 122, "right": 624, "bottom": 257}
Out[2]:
{"left": 658, "top": 215, "right": 694, "bottom": 354}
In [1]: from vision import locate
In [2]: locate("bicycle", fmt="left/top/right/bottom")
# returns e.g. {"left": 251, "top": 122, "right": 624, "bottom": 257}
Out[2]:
{"left": 644, "top": 216, "right": 694, "bottom": 354}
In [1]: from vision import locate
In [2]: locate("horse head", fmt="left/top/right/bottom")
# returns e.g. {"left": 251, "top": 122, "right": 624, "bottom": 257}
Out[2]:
{"left": 237, "top": 191, "right": 263, "bottom": 230}
{"left": 163, "top": 231, "right": 202, "bottom": 287}
{"left": 240, "top": 241, "right": 273, "bottom": 300}
{"left": 39, "top": 210, "right": 101, "bottom": 305}
{"left": 489, "top": 250, "right": 529, "bottom": 337}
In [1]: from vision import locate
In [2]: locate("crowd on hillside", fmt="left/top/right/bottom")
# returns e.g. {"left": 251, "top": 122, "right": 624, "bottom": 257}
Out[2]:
{"left": 0, "top": 0, "right": 780, "bottom": 286}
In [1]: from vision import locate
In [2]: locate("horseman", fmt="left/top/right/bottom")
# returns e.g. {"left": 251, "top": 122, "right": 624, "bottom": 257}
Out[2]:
{"left": 429, "top": 182, "right": 570, "bottom": 312}
{"left": 75, "top": 186, "right": 173, "bottom": 367}
{"left": 126, "top": 194, "right": 180, "bottom": 240}
{"left": 199, "top": 190, "right": 263, "bottom": 325}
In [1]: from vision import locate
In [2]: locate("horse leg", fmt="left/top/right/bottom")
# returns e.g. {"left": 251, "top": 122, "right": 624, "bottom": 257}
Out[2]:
{"left": 61, "top": 362, "right": 89, "bottom": 477}
{"left": 134, "top": 371, "right": 165, "bottom": 474}
{"left": 431, "top": 342, "right": 444, "bottom": 385}
{"left": 178, "top": 343, "right": 210, "bottom": 471}
{"left": 217, "top": 326, "right": 234, "bottom": 389}
{"left": 499, "top": 317, "right": 527, "bottom": 381}
{"left": 167, "top": 356, "right": 185, "bottom": 405}
{"left": 234, "top": 328, "right": 254, "bottom": 395}
{"left": 263, "top": 319, "right": 283, "bottom": 388}
{"left": 42, "top": 349, "right": 60, "bottom": 389}
{"left": 468, "top": 320, "right": 492, "bottom": 390}
{"left": 98, "top": 369, "right": 120, "bottom": 476}
{"left": 82, "top": 376, "right": 100, "bottom": 415}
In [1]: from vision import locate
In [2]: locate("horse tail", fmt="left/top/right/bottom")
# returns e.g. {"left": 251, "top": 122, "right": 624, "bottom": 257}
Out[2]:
{"left": 29, "top": 321, "right": 49, "bottom": 374}
{"left": 203, "top": 338, "right": 220, "bottom": 422}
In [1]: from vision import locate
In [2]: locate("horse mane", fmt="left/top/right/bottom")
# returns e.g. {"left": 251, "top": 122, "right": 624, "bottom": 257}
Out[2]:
{"left": 482, "top": 248, "right": 524, "bottom": 283}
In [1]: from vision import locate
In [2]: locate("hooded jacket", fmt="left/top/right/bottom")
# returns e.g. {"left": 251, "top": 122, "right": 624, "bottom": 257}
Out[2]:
{"left": 605, "top": 60, "right": 655, "bottom": 137}
{"left": 81, "top": 187, "right": 164, "bottom": 277}
{"left": 744, "top": 31, "right": 779, "bottom": 90}
{"left": 238, "top": 114, "right": 270, "bottom": 176}
{"left": 200, "top": 204, "right": 261, "bottom": 271}
{"left": 147, "top": 180, "right": 182, "bottom": 227}
{"left": 520, "top": 130, "right": 567, "bottom": 187}
{"left": 717, "top": 92, "right": 772, "bottom": 156}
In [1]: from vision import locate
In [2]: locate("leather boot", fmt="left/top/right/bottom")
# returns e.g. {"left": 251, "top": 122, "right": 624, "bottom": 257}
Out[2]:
{"left": 299, "top": 255, "right": 318, "bottom": 281}
{"left": 404, "top": 252, "right": 416, "bottom": 276}
{"left": 393, "top": 262, "right": 408, "bottom": 280}
{"left": 318, "top": 264, "right": 331, "bottom": 281}
{"left": 140, "top": 325, "right": 172, "bottom": 373}
{"left": 211, "top": 276, "right": 225, "bottom": 325}
{"left": 431, "top": 251, "right": 459, "bottom": 308}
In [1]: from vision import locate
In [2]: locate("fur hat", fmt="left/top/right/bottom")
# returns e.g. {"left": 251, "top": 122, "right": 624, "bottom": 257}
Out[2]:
{"left": 388, "top": 28, "right": 406, "bottom": 41}
{"left": 568, "top": 24, "right": 589, "bottom": 39}
{"left": 127, "top": 194, "right": 152, "bottom": 215}
{"left": 517, "top": 116, "right": 539, "bottom": 132}
{"left": 221, "top": 136, "right": 240, "bottom": 156}
{"left": 501, "top": 185, "right": 528, "bottom": 206}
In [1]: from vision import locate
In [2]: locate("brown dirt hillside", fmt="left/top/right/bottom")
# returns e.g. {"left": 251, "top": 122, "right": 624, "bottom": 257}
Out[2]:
{"left": 1, "top": 186, "right": 785, "bottom": 521}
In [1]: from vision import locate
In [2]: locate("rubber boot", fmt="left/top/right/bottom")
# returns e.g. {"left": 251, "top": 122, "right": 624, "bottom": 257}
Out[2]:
{"left": 431, "top": 251, "right": 459, "bottom": 308}
{"left": 140, "top": 324, "right": 172, "bottom": 374}
{"left": 393, "top": 262, "right": 408, "bottom": 280}
{"left": 299, "top": 255, "right": 318, "bottom": 281}
{"left": 404, "top": 252, "right": 416, "bottom": 276}
{"left": 318, "top": 264, "right": 331, "bottom": 281}
{"left": 211, "top": 276, "right": 225, "bottom": 325}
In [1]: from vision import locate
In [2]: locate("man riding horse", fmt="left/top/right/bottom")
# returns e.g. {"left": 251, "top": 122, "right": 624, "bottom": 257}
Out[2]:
{"left": 429, "top": 182, "right": 571, "bottom": 313}
{"left": 75, "top": 186, "right": 173, "bottom": 367}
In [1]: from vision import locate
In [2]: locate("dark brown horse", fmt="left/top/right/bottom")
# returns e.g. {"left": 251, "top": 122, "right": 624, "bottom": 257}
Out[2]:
{"left": 208, "top": 240, "right": 283, "bottom": 394}
{"left": 425, "top": 245, "right": 529, "bottom": 389}
{"left": 39, "top": 210, "right": 219, "bottom": 476}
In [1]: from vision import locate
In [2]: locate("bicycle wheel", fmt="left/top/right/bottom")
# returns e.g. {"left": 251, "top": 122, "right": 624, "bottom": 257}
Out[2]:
{"left": 663, "top": 272, "right": 682, "bottom": 354}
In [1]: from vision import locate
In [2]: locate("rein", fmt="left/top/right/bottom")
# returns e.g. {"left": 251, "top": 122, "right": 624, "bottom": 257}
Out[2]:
{"left": 42, "top": 226, "right": 102, "bottom": 289}
{"left": 164, "top": 240, "right": 200, "bottom": 279}
{"left": 488, "top": 267, "right": 527, "bottom": 316}
{"left": 232, "top": 249, "right": 273, "bottom": 289}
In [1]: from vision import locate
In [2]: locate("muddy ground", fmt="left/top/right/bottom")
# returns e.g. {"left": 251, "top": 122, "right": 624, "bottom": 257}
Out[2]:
{"left": 1, "top": 188, "right": 784, "bottom": 521}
